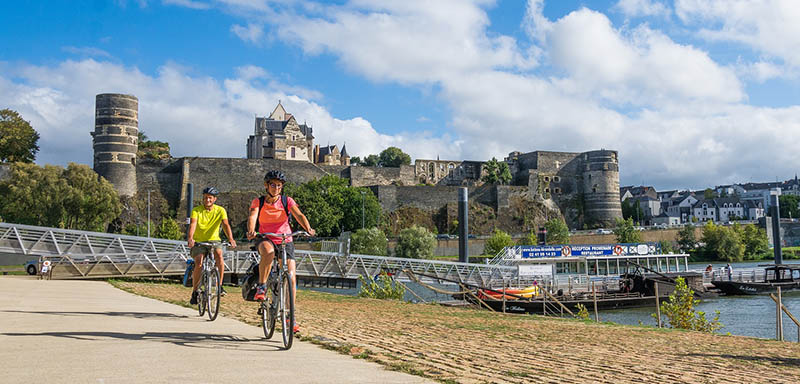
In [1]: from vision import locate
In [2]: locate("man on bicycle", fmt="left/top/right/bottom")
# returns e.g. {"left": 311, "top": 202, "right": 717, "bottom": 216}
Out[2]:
{"left": 188, "top": 186, "right": 237, "bottom": 305}
{"left": 246, "top": 170, "right": 315, "bottom": 333}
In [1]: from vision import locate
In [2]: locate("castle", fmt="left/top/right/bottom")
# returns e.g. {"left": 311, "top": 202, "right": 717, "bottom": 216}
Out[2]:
{"left": 91, "top": 94, "right": 622, "bottom": 231}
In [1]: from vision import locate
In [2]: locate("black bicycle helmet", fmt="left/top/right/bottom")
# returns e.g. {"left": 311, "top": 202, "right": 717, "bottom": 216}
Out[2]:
{"left": 264, "top": 170, "right": 286, "bottom": 183}
{"left": 202, "top": 186, "right": 219, "bottom": 196}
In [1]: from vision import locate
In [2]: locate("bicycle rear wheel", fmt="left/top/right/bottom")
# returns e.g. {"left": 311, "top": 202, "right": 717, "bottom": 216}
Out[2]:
{"left": 197, "top": 273, "right": 207, "bottom": 317}
{"left": 261, "top": 285, "right": 276, "bottom": 339}
{"left": 280, "top": 272, "right": 295, "bottom": 350}
{"left": 206, "top": 269, "right": 221, "bottom": 321}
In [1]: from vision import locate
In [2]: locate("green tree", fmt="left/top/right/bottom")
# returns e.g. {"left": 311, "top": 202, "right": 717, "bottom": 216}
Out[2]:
{"left": 481, "top": 157, "right": 512, "bottom": 185}
{"left": 137, "top": 131, "right": 171, "bottom": 160}
{"left": 676, "top": 224, "right": 697, "bottom": 253}
{"left": 0, "top": 162, "right": 121, "bottom": 231}
{"left": 358, "top": 271, "right": 405, "bottom": 300}
{"left": 780, "top": 194, "right": 800, "bottom": 219}
{"left": 484, "top": 229, "right": 514, "bottom": 256}
{"left": 613, "top": 218, "right": 642, "bottom": 243}
{"left": 517, "top": 230, "right": 537, "bottom": 246}
{"left": 350, "top": 156, "right": 361, "bottom": 165}
{"left": 351, "top": 227, "right": 388, "bottom": 256}
{"left": 659, "top": 240, "right": 674, "bottom": 254}
{"left": 621, "top": 198, "right": 645, "bottom": 223}
{"left": 738, "top": 224, "right": 769, "bottom": 259}
{"left": 544, "top": 218, "right": 570, "bottom": 245}
{"left": 378, "top": 147, "right": 411, "bottom": 167}
{"left": 0, "top": 109, "right": 40, "bottom": 163}
{"left": 154, "top": 217, "right": 184, "bottom": 240}
{"left": 703, "top": 188, "right": 716, "bottom": 199}
{"left": 122, "top": 221, "right": 154, "bottom": 237}
{"left": 363, "top": 154, "right": 380, "bottom": 166}
{"left": 394, "top": 225, "right": 435, "bottom": 259}
{"left": 285, "top": 175, "right": 381, "bottom": 237}
{"left": 652, "top": 277, "right": 722, "bottom": 333}
{"left": 700, "top": 222, "right": 744, "bottom": 262}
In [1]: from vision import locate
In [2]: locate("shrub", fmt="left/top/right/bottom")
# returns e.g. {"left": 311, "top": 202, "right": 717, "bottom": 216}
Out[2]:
{"left": 652, "top": 277, "right": 722, "bottom": 333}
{"left": 394, "top": 225, "right": 435, "bottom": 259}
{"left": 351, "top": 227, "right": 388, "bottom": 256}
{"left": 154, "top": 217, "right": 184, "bottom": 240}
{"left": 358, "top": 272, "right": 405, "bottom": 300}
{"left": 575, "top": 303, "right": 590, "bottom": 320}
{"left": 484, "top": 229, "right": 514, "bottom": 256}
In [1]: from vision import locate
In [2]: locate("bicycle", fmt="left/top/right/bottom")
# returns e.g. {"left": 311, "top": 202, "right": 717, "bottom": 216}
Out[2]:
{"left": 195, "top": 241, "right": 228, "bottom": 321}
{"left": 253, "top": 231, "right": 308, "bottom": 350}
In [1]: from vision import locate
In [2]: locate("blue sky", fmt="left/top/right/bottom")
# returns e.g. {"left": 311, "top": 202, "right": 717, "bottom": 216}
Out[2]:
{"left": 2, "top": 0, "right": 800, "bottom": 191}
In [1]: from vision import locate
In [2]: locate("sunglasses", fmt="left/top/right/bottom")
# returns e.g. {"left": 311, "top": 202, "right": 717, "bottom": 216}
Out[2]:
{"left": 268, "top": 183, "right": 283, "bottom": 188}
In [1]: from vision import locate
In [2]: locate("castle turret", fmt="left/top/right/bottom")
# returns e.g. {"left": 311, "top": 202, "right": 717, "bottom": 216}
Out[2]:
{"left": 581, "top": 150, "right": 623, "bottom": 227}
{"left": 91, "top": 93, "right": 138, "bottom": 197}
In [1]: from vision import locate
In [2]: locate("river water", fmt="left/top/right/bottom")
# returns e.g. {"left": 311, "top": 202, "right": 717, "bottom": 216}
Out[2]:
{"left": 304, "top": 261, "right": 800, "bottom": 341}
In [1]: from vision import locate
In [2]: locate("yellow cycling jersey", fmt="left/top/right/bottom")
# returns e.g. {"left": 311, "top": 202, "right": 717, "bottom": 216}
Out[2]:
{"left": 190, "top": 205, "right": 228, "bottom": 242}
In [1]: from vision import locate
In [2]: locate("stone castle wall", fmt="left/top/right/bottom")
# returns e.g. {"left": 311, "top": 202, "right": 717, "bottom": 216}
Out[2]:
{"left": 349, "top": 165, "right": 416, "bottom": 187}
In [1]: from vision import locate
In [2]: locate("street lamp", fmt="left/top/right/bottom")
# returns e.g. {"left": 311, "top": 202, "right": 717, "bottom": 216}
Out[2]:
{"left": 361, "top": 190, "right": 366, "bottom": 229}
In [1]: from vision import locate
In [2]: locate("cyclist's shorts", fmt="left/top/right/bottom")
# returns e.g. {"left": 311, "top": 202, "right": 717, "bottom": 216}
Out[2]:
{"left": 255, "top": 238, "right": 295, "bottom": 260}
{"left": 190, "top": 242, "right": 224, "bottom": 257}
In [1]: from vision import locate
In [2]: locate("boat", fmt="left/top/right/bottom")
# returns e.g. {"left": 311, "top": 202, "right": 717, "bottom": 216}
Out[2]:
{"left": 711, "top": 264, "right": 800, "bottom": 295}
{"left": 476, "top": 284, "right": 540, "bottom": 300}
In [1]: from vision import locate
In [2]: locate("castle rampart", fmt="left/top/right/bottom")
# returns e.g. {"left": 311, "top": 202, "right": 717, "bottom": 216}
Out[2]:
{"left": 92, "top": 94, "right": 139, "bottom": 197}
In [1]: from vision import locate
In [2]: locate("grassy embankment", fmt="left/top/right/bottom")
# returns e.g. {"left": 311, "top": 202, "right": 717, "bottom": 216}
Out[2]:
{"left": 111, "top": 278, "right": 800, "bottom": 384}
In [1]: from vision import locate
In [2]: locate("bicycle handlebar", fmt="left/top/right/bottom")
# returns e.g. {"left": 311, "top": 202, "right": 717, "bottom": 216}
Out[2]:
{"left": 255, "top": 231, "right": 310, "bottom": 239}
{"left": 195, "top": 241, "right": 231, "bottom": 247}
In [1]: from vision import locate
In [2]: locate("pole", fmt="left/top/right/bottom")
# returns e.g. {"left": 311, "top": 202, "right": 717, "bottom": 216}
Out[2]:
{"left": 655, "top": 282, "right": 662, "bottom": 328}
{"left": 777, "top": 286, "right": 784, "bottom": 341}
{"left": 185, "top": 183, "right": 194, "bottom": 226}
{"left": 458, "top": 188, "right": 469, "bottom": 263}
{"left": 502, "top": 279, "right": 506, "bottom": 314}
{"left": 147, "top": 190, "right": 151, "bottom": 238}
{"left": 770, "top": 189, "right": 783, "bottom": 265}
{"left": 592, "top": 282, "right": 599, "bottom": 322}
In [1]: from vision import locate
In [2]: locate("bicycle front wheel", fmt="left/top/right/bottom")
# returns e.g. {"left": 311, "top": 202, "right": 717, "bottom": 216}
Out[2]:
{"left": 261, "top": 287, "right": 276, "bottom": 339}
{"left": 280, "top": 272, "right": 295, "bottom": 350}
{"left": 206, "top": 269, "right": 221, "bottom": 321}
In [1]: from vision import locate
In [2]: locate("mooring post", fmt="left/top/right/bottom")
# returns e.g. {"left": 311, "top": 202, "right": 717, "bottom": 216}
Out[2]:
{"left": 458, "top": 188, "right": 469, "bottom": 263}
{"left": 502, "top": 279, "right": 506, "bottom": 314}
{"left": 655, "top": 282, "right": 662, "bottom": 328}
{"left": 185, "top": 183, "right": 194, "bottom": 225}
{"left": 777, "top": 286, "right": 784, "bottom": 341}
{"left": 592, "top": 282, "right": 599, "bottom": 322}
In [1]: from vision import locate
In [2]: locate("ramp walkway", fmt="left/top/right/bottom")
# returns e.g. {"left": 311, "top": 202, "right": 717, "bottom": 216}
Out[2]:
{"left": 0, "top": 223, "right": 519, "bottom": 287}
{"left": 0, "top": 276, "right": 432, "bottom": 383}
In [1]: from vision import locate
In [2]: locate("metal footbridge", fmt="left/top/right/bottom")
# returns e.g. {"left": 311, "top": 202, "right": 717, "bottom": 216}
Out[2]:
{"left": 0, "top": 223, "right": 517, "bottom": 287}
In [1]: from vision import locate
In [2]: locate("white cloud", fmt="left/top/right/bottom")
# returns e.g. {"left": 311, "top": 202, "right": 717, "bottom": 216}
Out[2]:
{"left": 614, "top": 0, "right": 670, "bottom": 18}
{"left": 231, "top": 23, "right": 264, "bottom": 44}
{"left": 61, "top": 46, "right": 112, "bottom": 58}
{"left": 162, "top": 0, "right": 210, "bottom": 10}
{"left": 0, "top": 59, "right": 451, "bottom": 167}
{"left": 676, "top": 0, "right": 800, "bottom": 68}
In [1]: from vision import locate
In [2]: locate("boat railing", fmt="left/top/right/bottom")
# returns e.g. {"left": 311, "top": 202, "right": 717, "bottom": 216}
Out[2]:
{"left": 704, "top": 268, "right": 765, "bottom": 284}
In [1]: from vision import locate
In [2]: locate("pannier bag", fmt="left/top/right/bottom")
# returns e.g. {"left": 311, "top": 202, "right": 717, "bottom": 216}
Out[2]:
{"left": 241, "top": 263, "right": 260, "bottom": 301}
{"left": 182, "top": 259, "right": 194, "bottom": 287}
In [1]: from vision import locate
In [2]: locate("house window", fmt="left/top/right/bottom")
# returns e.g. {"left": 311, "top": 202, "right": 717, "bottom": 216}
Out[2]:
{"left": 544, "top": 176, "right": 550, "bottom": 182}
{"left": 554, "top": 176, "right": 560, "bottom": 182}
{"left": 545, "top": 188, "right": 550, "bottom": 193}
{"left": 291, "top": 147, "right": 296, "bottom": 158}
{"left": 555, "top": 188, "right": 561, "bottom": 194}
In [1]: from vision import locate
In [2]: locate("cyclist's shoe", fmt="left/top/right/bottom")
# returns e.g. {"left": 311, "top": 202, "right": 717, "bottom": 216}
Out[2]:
{"left": 190, "top": 291, "right": 198, "bottom": 305}
{"left": 220, "top": 287, "right": 227, "bottom": 297}
{"left": 293, "top": 322, "right": 300, "bottom": 334}
{"left": 254, "top": 284, "right": 267, "bottom": 301}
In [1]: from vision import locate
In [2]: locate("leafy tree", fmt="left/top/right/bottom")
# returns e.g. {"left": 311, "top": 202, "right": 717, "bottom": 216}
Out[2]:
{"left": 481, "top": 157, "right": 512, "bottom": 185}
{"left": 700, "top": 222, "right": 744, "bottom": 262}
{"left": 350, "top": 156, "right": 361, "bottom": 165}
{"left": 613, "top": 218, "right": 642, "bottom": 243}
{"left": 378, "top": 147, "right": 411, "bottom": 167}
{"left": 652, "top": 277, "right": 722, "bottom": 333}
{"left": 154, "top": 217, "right": 184, "bottom": 240}
{"left": 517, "top": 230, "right": 537, "bottom": 246}
{"left": 394, "top": 225, "right": 435, "bottom": 259}
{"left": 703, "top": 188, "right": 716, "bottom": 199}
{"left": 780, "top": 194, "right": 800, "bottom": 219}
{"left": 484, "top": 229, "right": 514, "bottom": 256}
{"left": 0, "top": 109, "right": 40, "bottom": 163}
{"left": 284, "top": 175, "right": 381, "bottom": 237}
{"left": 544, "top": 218, "right": 570, "bottom": 245}
{"left": 621, "top": 198, "right": 645, "bottom": 223}
{"left": 358, "top": 271, "right": 405, "bottom": 300}
{"left": 122, "top": 221, "right": 154, "bottom": 237}
{"left": 659, "top": 240, "right": 674, "bottom": 254}
{"left": 737, "top": 224, "right": 769, "bottom": 260}
{"left": 676, "top": 224, "right": 696, "bottom": 253}
{"left": 363, "top": 154, "right": 380, "bottom": 166}
{"left": 0, "top": 162, "right": 121, "bottom": 231}
{"left": 137, "top": 131, "right": 171, "bottom": 160}
{"left": 351, "top": 227, "right": 388, "bottom": 256}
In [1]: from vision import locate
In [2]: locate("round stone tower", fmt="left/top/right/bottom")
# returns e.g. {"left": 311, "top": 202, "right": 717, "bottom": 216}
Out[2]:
{"left": 581, "top": 150, "right": 623, "bottom": 228}
{"left": 91, "top": 93, "right": 138, "bottom": 197}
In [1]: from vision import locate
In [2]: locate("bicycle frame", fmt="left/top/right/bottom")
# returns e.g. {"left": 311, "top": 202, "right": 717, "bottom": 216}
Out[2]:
{"left": 195, "top": 241, "right": 227, "bottom": 321}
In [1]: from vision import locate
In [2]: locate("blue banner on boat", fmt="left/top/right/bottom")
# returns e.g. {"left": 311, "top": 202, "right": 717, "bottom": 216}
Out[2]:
{"left": 519, "top": 243, "right": 660, "bottom": 258}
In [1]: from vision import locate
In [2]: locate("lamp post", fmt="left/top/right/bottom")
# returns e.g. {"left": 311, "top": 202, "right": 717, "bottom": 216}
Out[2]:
{"left": 361, "top": 190, "right": 366, "bottom": 229}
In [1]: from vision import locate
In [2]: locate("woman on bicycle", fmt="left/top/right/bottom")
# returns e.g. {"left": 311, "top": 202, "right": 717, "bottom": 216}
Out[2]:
{"left": 246, "top": 170, "right": 315, "bottom": 333}
{"left": 187, "top": 186, "right": 237, "bottom": 305}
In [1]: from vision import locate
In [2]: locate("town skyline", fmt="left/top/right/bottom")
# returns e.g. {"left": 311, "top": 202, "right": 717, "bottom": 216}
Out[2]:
{"left": 2, "top": 0, "right": 799, "bottom": 191}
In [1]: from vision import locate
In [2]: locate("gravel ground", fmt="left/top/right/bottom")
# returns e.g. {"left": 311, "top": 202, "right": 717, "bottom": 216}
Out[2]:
{"left": 113, "top": 280, "right": 800, "bottom": 384}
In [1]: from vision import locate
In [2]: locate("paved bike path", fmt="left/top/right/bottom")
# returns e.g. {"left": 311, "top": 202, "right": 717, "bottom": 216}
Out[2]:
{"left": 0, "top": 276, "right": 433, "bottom": 383}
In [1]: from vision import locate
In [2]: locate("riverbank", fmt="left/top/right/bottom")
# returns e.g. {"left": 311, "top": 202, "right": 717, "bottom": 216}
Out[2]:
{"left": 112, "top": 279, "right": 800, "bottom": 383}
